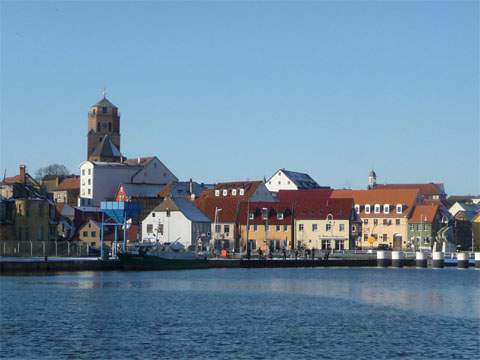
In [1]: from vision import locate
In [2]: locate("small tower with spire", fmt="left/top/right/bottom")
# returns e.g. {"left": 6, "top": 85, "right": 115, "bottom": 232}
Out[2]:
{"left": 368, "top": 169, "right": 377, "bottom": 189}
{"left": 87, "top": 91, "right": 122, "bottom": 162}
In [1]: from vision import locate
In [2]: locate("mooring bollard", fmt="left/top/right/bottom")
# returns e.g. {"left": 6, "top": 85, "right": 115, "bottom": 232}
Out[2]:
{"left": 416, "top": 252, "right": 427, "bottom": 268}
{"left": 377, "top": 251, "right": 391, "bottom": 267}
{"left": 432, "top": 252, "right": 444, "bottom": 268}
{"left": 476, "top": 253, "right": 480, "bottom": 269}
{"left": 392, "top": 251, "right": 404, "bottom": 268}
{"left": 457, "top": 252, "right": 469, "bottom": 269}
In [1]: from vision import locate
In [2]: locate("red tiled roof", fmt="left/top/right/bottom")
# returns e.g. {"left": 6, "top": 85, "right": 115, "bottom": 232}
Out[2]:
{"left": 195, "top": 191, "right": 242, "bottom": 222}
{"left": 2, "top": 175, "right": 23, "bottom": 184}
{"left": 276, "top": 189, "right": 333, "bottom": 204}
{"left": 214, "top": 181, "right": 263, "bottom": 199}
{"left": 57, "top": 177, "right": 80, "bottom": 190}
{"left": 238, "top": 201, "right": 293, "bottom": 225}
{"left": 294, "top": 198, "right": 354, "bottom": 220}
{"left": 331, "top": 189, "right": 419, "bottom": 218}
{"left": 410, "top": 204, "right": 440, "bottom": 223}
{"left": 373, "top": 183, "right": 444, "bottom": 197}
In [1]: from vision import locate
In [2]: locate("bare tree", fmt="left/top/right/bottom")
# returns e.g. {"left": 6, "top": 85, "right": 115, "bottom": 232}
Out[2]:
{"left": 35, "top": 164, "right": 70, "bottom": 180}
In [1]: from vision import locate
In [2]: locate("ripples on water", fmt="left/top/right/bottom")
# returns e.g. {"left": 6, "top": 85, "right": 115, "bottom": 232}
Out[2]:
{"left": 1, "top": 268, "right": 479, "bottom": 359}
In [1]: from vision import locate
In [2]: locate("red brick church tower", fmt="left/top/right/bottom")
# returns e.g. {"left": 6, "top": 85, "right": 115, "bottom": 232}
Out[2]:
{"left": 87, "top": 92, "right": 122, "bottom": 162}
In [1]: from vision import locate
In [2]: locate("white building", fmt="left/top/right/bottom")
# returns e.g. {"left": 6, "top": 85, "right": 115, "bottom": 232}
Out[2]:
{"left": 142, "top": 197, "right": 211, "bottom": 249}
{"left": 79, "top": 156, "right": 177, "bottom": 207}
{"left": 266, "top": 169, "right": 321, "bottom": 193}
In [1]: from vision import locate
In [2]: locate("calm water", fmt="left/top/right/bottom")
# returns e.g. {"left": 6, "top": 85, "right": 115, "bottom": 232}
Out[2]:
{"left": 1, "top": 268, "right": 479, "bottom": 359}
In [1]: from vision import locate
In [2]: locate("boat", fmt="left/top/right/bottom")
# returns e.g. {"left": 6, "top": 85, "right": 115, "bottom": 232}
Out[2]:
{"left": 119, "top": 241, "right": 209, "bottom": 270}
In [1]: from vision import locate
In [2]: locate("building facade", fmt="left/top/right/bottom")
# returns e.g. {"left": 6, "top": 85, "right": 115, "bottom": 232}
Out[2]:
{"left": 266, "top": 169, "right": 321, "bottom": 193}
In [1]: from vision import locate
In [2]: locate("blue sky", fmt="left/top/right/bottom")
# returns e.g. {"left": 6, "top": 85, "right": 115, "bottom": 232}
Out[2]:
{"left": 1, "top": 1, "right": 478, "bottom": 195}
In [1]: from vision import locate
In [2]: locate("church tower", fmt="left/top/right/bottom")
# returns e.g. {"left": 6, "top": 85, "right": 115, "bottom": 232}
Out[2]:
{"left": 87, "top": 94, "right": 122, "bottom": 162}
{"left": 368, "top": 169, "right": 377, "bottom": 189}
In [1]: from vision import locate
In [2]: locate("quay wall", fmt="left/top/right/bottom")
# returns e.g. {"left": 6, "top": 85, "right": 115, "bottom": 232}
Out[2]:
{"left": 0, "top": 259, "right": 121, "bottom": 274}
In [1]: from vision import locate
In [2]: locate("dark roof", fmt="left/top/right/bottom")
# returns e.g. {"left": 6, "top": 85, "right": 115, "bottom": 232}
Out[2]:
{"left": 279, "top": 170, "right": 320, "bottom": 189}
{"left": 90, "top": 135, "right": 122, "bottom": 159}
{"left": 276, "top": 189, "right": 333, "bottom": 204}
{"left": 158, "top": 181, "right": 207, "bottom": 199}
{"left": 94, "top": 97, "right": 117, "bottom": 108}
{"left": 124, "top": 157, "right": 155, "bottom": 166}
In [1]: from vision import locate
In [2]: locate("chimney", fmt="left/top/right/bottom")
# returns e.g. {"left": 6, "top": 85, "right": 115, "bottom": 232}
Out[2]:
{"left": 19, "top": 165, "right": 26, "bottom": 183}
{"left": 189, "top": 178, "right": 193, "bottom": 195}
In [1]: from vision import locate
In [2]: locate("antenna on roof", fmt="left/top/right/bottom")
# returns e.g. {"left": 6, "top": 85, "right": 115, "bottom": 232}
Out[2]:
{"left": 102, "top": 87, "right": 107, "bottom": 99}
{"left": 2, "top": 169, "right": 6, "bottom": 181}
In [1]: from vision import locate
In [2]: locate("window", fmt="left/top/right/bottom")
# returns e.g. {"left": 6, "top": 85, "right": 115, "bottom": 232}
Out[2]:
{"left": 158, "top": 224, "right": 164, "bottom": 235}
{"left": 91, "top": 231, "right": 96, "bottom": 237}
{"left": 239, "top": 188, "right": 244, "bottom": 196}
{"left": 253, "top": 224, "right": 257, "bottom": 232}
{"left": 326, "top": 223, "right": 332, "bottom": 231}
{"left": 365, "top": 205, "right": 371, "bottom": 214}
{"left": 83, "top": 231, "right": 88, "bottom": 237}
{"left": 373, "top": 219, "right": 378, "bottom": 225}
{"left": 147, "top": 224, "right": 153, "bottom": 233}
{"left": 382, "top": 234, "right": 387, "bottom": 242}
{"left": 374, "top": 204, "right": 381, "bottom": 214}
{"left": 166, "top": 209, "right": 171, "bottom": 217}
{"left": 88, "top": 169, "right": 91, "bottom": 175}
{"left": 299, "top": 224, "right": 304, "bottom": 231}
{"left": 232, "top": 189, "right": 237, "bottom": 196}
{"left": 339, "top": 224, "right": 345, "bottom": 232}
{"left": 396, "top": 219, "right": 400, "bottom": 225}
{"left": 215, "top": 224, "right": 221, "bottom": 233}
{"left": 354, "top": 205, "right": 360, "bottom": 214}
{"left": 249, "top": 212, "right": 254, "bottom": 220}
{"left": 102, "top": 107, "right": 107, "bottom": 113}
{"left": 383, "top": 219, "right": 388, "bottom": 225}
{"left": 152, "top": 213, "right": 155, "bottom": 218}
{"left": 277, "top": 212, "right": 284, "bottom": 220}
{"left": 265, "top": 225, "right": 269, "bottom": 231}
{"left": 384, "top": 205, "right": 390, "bottom": 214}
{"left": 222, "top": 189, "right": 228, "bottom": 196}
{"left": 276, "top": 225, "right": 280, "bottom": 232}
{"left": 262, "top": 208, "right": 268, "bottom": 220}
{"left": 352, "top": 225, "right": 356, "bottom": 232}
{"left": 364, "top": 219, "right": 368, "bottom": 224}
{"left": 224, "top": 225, "right": 230, "bottom": 234}
{"left": 88, "top": 178, "right": 91, "bottom": 185}
{"left": 215, "top": 190, "right": 220, "bottom": 197}
{"left": 91, "top": 242, "right": 96, "bottom": 246}
{"left": 409, "top": 224, "right": 414, "bottom": 231}
{"left": 284, "top": 225, "right": 288, "bottom": 231}
{"left": 312, "top": 224, "right": 318, "bottom": 232}
{"left": 82, "top": 169, "right": 85, "bottom": 175}
{"left": 396, "top": 204, "right": 403, "bottom": 214}
{"left": 87, "top": 188, "right": 91, "bottom": 195}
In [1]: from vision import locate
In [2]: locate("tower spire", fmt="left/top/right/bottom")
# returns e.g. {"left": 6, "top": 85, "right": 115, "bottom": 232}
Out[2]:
{"left": 102, "top": 87, "right": 107, "bottom": 99}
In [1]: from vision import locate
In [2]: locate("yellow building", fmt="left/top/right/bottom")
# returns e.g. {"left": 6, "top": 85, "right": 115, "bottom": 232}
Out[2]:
{"left": 15, "top": 198, "right": 57, "bottom": 241}
{"left": 239, "top": 202, "right": 293, "bottom": 252}
{"left": 331, "top": 189, "right": 419, "bottom": 250}
{"left": 293, "top": 198, "right": 357, "bottom": 250}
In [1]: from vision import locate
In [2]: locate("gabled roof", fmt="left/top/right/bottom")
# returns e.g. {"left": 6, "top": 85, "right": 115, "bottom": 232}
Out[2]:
{"left": 195, "top": 193, "right": 242, "bottom": 223}
{"left": 276, "top": 169, "right": 320, "bottom": 189}
{"left": 90, "top": 135, "right": 122, "bottom": 159}
{"left": 124, "top": 157, "right": 155, "bottom": 166}
{"left": 294, "top": 198, "right": 354, "bottom": 220}
{"left": 409, "top": 204, "right": 440, "bottom": 223}
{"left": 153, "top": 197, "right": 210, "bottom": 223}
{"left": 56, "top": 177, "right": 80, "bottom": 191}
{"left": 276, "top": 189, "right": 333, "bottom": 204}
{"left": 158, "top": 181, "right": 207, "bottom": 199}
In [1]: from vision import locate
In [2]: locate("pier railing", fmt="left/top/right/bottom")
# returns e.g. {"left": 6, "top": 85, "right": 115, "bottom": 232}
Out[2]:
{"left": 0, "top": 241, "right": 92, "bottom": 258}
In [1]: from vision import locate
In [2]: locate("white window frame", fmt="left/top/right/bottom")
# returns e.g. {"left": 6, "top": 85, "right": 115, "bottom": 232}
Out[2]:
{"left": 365, "top": 205, "right": 371, "bottom": 214}
{"left": 383, "top": 204, "right": 390, "bottom": 214}
{"left": 396, "top": 204, "right": 403, "bottom": 214}
{"left": 374, "top": 204, "right": 381, "bottom": 214}
{"left": 277, "top": 212, "right": 284, "bottom": 220}
{"left": 239, "top": 188, "right": 244, "bottom": 196}
{"left": 249, "top": 212, "right": 254, "bottom": 220}
{"left": 222, "top": 189, "right": 228, "bottom": 196}
{"left": 215, "top": 190, "right": 220, "bottom": 197}
{"left": 231, "top": 189, "right": 237, "bottom": 196}
{"left": 354, "top": 204, "right": 360, "bottom": 214}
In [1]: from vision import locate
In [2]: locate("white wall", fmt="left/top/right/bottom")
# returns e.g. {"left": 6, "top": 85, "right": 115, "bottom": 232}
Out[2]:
{"left": 132, "top": 157, "right": 178, "bottom": 184}
{"left": 266, "top": 170, "right": 298, "bottom": 192}
{"left": 142, "top": 210, "right": 193, "bottom": 247}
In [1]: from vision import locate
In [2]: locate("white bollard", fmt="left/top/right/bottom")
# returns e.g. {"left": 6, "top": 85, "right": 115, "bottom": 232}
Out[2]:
{"left": 377, "top": 251, "right": 391, "bottom": 267}
{"left": 457, "top": 252, "right": 469, "bottom": 269}
{"left": 392, "top": 251, "right": 404, "bottom": 268}
{"left": 432, "top": 252, "right": 444, "bottom": 268}
{"left": 416, "top": 252, "right": 427, "bottom": 268}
